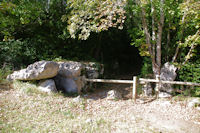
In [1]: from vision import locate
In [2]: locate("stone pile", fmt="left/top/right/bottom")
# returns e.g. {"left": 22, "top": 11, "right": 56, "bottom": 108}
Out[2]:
{"left": 7, "top": 60, "right": 103, "bottom": 94}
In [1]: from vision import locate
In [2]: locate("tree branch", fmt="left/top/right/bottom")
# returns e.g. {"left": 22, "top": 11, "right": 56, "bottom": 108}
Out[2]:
{"left": 182, "top": 30, "right": 200, "bottom": 66}
{"left": 172, "top": 0, "right": 189, "bottom": 63}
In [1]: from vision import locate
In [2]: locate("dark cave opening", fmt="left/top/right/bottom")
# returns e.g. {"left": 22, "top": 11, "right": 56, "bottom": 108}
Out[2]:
{"left": 87, "top": 29, "right": 143, "bottom": 77}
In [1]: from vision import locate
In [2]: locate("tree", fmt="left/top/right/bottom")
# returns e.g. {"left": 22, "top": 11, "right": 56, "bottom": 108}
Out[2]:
{"left": 173, "top": 0, "right": 200, "bottom": 66}
{"left": 0, "top": 0, "right": 68, "bottom": 67}
{"left": 62, "top": 0, "right": 126, "bottom": 40}
{"left": 128, "top": 0, "right": 199, "bottom": 75}
{"left": 0, "top": 0, "right": 45, "bottom": 41}
{"left": 131, "top": 0, "right": 165, "bottom": 77}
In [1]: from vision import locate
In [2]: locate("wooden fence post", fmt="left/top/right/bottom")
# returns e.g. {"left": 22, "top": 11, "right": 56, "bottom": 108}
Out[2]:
{"left": 155, "top": 75, "right": 161, "bottom": 98}
{"left": 133, "top": 76, "right": 137, "bottom": 103}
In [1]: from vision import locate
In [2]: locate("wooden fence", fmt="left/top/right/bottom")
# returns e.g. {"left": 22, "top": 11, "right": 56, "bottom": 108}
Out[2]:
{"left": 85, "top": 77, "right": 200, "bottom": 103}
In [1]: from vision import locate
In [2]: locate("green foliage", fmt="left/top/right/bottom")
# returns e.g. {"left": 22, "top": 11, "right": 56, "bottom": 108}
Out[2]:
{"left": 140, "top": 57, "right": 152, "bottom": 78}
{"left": 0, "top": 0, "right": 44, "bottom": 40}
{"left": 175, "top": 0, "right": 200, "bottom": 96}
{"left": 0, "top": 39, "right": 37, "bottom": 68}
{"left": 178, "top": 0, "right": 200, "bottom": 63}
{"left": 0, "top": 0, "right": 130, "bottom": 69}
{"left": 178, "top": 63, "right": 200, "bottom": 96}
{"left": 126, "top": 0, "right": 149, "bottom": 56}
{"left": 0, "top": 0, "right": 199, "bottom": 92}
{"left": 178, "top": 63, "right": 200, "bottom": 83}
{"left": 64, "top": 0, "right": 126, "bottom": 40}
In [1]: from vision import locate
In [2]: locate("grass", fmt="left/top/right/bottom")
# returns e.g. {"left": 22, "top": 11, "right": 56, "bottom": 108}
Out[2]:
{"left": 0, "top": 67, "right": 12, "bottom": 90}
{"left": 0, "top": 67, "right": 11, "bottom": 82}
{"left": 0, "top": 81, "right": 186, "bottom": 133}
{"left": 0, "top": 81, "right": 113, "bottom": 133}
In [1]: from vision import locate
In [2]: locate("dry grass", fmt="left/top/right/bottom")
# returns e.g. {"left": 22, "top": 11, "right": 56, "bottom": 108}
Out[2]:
{"left": 0, "top": 81, "right": 113, "bottom": 133}
{"left": 0, "top": 81, "right": 200, "bottom": 133}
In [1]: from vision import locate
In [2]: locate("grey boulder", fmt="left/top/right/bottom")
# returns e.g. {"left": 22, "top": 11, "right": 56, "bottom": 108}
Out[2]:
{"left": 55, "top": 61, "right": 85, "bottom": 94}
{"left": 160, "top": 62, "right": 177, "bottom": 94}
{"left": 7, "top": 61, "right": 59, "bottom": 81}
{"left": 54, "top": 61, "right": 103, "bottom": 94}
{"left": 188, "top": 98, "right": 200, "bottom": 108}
{"left": 83, "top": 62, "right": 104, "bottom": 79}
{"left": 106, "top": 90, "right": 122, "bottom": 100}
{"left": 57, "top": 61, "right": 82, "bottom": 78}
{"left": 158, "top": 92, "right": 172, "bottom": 98}
{"left": 142, "top": 83, "right": 153, "bottom": 96}
{"left": 38, "top": 79, "right": 57, "bottom": 93}
{"left": 82, "top": 62, "right": 104, "bottom": 92}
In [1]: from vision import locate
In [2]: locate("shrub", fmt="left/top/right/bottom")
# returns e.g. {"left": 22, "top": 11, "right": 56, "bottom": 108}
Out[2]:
{"left": 178, "top": 63, "right": 200, "bottom": 96}
{"left": 0, "top": 40, "right": 37, "bottom": 68}
{"left": 140, "top": 57, "right": 153, "bottom": 78}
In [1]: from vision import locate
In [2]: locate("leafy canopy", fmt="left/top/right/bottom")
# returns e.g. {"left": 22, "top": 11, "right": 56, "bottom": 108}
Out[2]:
{"left": 63, "top": 0, "right": 126, "bottom": 40}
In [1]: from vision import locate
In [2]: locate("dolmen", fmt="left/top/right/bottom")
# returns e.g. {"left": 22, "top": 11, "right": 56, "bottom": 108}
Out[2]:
{"left": 7, "top": 60, "right": 103, "bottom": 94}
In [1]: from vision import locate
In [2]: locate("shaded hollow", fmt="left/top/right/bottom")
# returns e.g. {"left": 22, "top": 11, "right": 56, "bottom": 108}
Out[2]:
{"left": 84, "top": 28, "right": 143, "bottom": 77}
{"left": 52, "top": 28, "right": 143, "bottom": 78}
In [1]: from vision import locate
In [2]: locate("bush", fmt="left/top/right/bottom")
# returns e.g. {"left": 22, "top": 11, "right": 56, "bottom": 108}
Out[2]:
{"left": 178, "top": 63, "right": 200, "bottom": 96}
{"left": 140, "top": 57, "right": 153, "bottom": 78}
{"left": 0, "top": 40, "right": 38, "bottom": 68}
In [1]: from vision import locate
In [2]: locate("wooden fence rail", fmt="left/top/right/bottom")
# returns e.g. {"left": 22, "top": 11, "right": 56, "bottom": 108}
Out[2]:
{"left": 85, "top": 77, "right": 200, "bottom": 103}
{"left": 85, "top": 78, "right": 133, "bottom": 84}
{"left": 85, "top": 78, "right": 200, "bottom": 86}
{"left": 139, "top": 78, "right": 200, "bottom": 86}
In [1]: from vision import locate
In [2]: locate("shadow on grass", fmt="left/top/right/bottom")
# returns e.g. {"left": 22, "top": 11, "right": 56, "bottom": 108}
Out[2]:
{"left": 0, "top": 80, "right": 13, "bottom": 93}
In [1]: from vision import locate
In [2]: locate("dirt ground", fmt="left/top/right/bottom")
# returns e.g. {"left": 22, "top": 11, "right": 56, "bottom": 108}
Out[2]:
{"left": 86, "top": 83, "right": 200, "bottom": 133}
{"left": 0, "top": 82, "right": 200, "bottom": 133}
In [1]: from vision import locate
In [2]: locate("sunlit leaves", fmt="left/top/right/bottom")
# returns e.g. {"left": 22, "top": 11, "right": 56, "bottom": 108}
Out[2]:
{"left": 178, "top": 0, "right": 200, "bottom": 62}
{"left": 64, "top": 0, "right": 126, "bottom": 40}
{"left": 179, "top": 0, "right": 200, "bottom": 29}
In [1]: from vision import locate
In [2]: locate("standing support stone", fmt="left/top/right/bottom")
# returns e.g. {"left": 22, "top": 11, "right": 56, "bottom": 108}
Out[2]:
{"left": 160, "top": 62, "right": 177, "bottom": 95}
{"left": 133, "top": 76, "right": 137, "bottom": 103}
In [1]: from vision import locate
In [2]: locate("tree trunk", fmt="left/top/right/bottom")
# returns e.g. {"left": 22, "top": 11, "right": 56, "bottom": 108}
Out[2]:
{"left": 140, "top": 4, "right": 158, "bottom": 74}
{"left": 156, "top": 0, "right": 165, "bottom": 76}
{"left": 46, "top": 0, "right": 51, "bottom": 12}
{"left": 166, "top": 22, "right": 171, "bottom": 61}
{"left": 137, "top": 0, "right": 165, "bottom": 77}
{"left": 151, "top": 0, "right": 156, "bottom": 63}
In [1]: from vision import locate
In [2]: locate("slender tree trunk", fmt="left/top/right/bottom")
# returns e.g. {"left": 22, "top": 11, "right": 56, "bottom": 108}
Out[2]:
{"left": 155, "top": 0, "right": 165, "bottom": 75}
{"left": 141, "top": 6, "right": 158, "bottom": 76}
{"left": 151, "top": 0, "right": 159, "bottom": 76}
{"left": 46, "top": 0, "right": 51, "bottom": 12}
{"left": 141, "top": 8, "right": 151, "bottom": 48}
{"left": 166, "top": 22, "right": 171, "bottom": 61}
{"left": 137, "top": 0, "right": 165, "bottom": 77}
{"left": 151, "top": 0, "right": 156, "bottom": 63}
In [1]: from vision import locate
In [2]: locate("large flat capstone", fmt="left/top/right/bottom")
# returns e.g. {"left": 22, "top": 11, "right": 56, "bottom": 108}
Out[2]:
{"left": 7, "top": 61, "right": 59, "bottom": 80}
